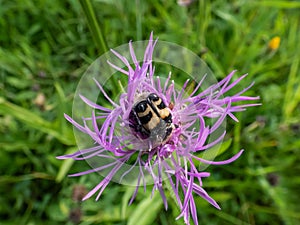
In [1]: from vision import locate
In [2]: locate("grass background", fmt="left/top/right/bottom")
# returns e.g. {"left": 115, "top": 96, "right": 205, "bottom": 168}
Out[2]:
{"left": 1, "top": 0, "right": 300, "bottom": 224}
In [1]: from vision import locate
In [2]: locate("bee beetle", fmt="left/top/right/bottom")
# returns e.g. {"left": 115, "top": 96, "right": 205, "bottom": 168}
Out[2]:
{"left": 129, "top": 93, "right": 175, "bottom": 148}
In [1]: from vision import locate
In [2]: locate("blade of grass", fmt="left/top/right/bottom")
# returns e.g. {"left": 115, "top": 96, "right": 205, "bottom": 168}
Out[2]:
{"left": 216, "top": 210, "right": 251, "bottom": 225}
{"left": 78, "top": 0, "right": 108, "bottom": 55}
{"left": 135, "top": 0, "right": 142, "bottom": 40}
{"left": 128, "top": 192, "right": 163, "bottom": 225}
{"left": 254, "top": 0, "right": 300, "bottom": 9}
{"left": 79, "top": 0, "right": 119, "bottom": 94}
{"left": 56, "top": 147, "right": 77, "bottom": 182}
{"left": 0, "top": 98, "right": 75, "bottom": 145}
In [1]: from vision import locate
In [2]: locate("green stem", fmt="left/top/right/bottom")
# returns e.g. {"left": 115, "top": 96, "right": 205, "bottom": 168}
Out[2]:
{"left": 79, "top": 0, "right": 120, "bottom": 94}
{"left": 79, "top": 0, "right": 108, "bottom": 54}
{"left": 135, "top": 0, "right": 142, "bottom": 40}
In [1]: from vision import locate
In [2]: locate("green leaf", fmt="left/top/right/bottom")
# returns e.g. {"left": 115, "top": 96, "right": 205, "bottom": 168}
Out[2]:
{"left": 128, "top": 192, "right": 163, "bottom": 225}
{"left": 55, "top": 147, "right": 77, "bottom": 182}
{"left": 121, "top": 186, "right": 135, "bottom": 219}
{"left": 0, "top": 98, "right": 75, "bottom": 145}
{"left": 200, "top": 138, "right": 233, "bottom": 161}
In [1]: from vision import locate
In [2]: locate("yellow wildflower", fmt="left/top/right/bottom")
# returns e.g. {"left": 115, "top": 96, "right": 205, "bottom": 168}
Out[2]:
{"left": 268, "top": 36, "right": 281, "bottom": 50}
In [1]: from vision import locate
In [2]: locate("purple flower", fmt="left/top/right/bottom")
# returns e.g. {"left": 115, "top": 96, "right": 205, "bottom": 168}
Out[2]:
{"left": 57, "top": 33, "right": 260, "bottom": 225}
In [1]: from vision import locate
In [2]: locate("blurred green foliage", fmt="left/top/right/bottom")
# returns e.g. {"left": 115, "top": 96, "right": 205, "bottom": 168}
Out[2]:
{"left": 1, "top": 0, "right": 300, "bottom": 224}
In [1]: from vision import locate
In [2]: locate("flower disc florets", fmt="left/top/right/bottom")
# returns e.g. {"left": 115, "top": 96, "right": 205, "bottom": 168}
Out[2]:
{"left": 58, "top": 33, "right": 260, "bottom": 225}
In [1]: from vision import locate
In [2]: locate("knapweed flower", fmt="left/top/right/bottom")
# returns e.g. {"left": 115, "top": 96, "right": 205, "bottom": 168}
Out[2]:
{"left": 58, "top": 33, "right": 260, "bottom": 225}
